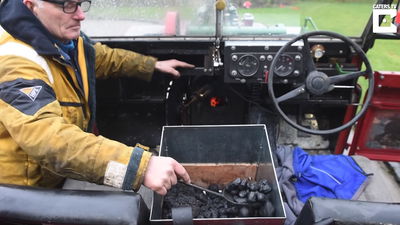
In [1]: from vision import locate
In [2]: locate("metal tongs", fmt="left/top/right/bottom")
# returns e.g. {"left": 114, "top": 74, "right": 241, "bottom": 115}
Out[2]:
{"left": 179, "top": 181, "right": 251, "bottom": 206}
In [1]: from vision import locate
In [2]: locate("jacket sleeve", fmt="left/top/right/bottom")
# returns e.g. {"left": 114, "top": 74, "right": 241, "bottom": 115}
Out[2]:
{"left": 93, "top": 42, "right": 157, "bottom": 82}
{"left": 0, "top": 57, "right": 151, "bottom": 191}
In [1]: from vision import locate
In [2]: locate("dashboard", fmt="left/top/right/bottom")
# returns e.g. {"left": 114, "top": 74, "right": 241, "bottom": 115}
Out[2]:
{"left": 224, "top": 41, "right": 304, "bottom": 84}
{"left": 99, "top": 37, "right": 359, "bottom": 106}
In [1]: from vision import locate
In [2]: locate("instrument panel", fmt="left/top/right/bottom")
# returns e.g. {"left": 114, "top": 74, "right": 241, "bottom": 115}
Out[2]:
{"left": 224, "top": 41, "right": 304, "bottom": 84}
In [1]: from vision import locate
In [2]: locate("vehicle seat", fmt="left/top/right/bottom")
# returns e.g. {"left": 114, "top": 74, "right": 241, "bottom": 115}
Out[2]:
{"left": 295, "top": 197, "right": 400, "bottom": 225}
{"left": 0, "top": 183, "right": 149, "bottom": 225}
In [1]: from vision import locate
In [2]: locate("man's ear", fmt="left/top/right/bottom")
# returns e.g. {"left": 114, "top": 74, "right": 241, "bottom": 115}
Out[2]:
{"left": 23, "top": 0, "right": 40, "bottom": 16}
{"left": 23, "top": 0, "right": 35, "bottom": 11}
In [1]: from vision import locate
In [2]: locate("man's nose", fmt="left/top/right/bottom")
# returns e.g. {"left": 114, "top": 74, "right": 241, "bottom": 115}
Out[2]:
{"left": 73, "top": 5, "right": 86, "bottom": 20}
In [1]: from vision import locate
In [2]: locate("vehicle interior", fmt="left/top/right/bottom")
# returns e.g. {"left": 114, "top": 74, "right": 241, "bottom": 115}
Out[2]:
{"left": 1, "top": 0, "right": 400, "bottom": 224}
{"left": 88, "top": 0, "right": 382, "bottom": 150}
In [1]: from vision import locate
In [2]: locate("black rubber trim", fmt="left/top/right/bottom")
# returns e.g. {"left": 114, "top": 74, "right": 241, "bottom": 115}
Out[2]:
{"left": 172, "top": 207, "right": 193, "bottom": 225}
{"left": 0, "top": 184, "right": 150, "bottom": 225}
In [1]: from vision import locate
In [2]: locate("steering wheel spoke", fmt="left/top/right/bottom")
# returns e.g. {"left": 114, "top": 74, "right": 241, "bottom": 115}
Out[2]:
{"left": 329, "top": 71, "right": 367, "bottom": 85}
{"left": 277, "top": 85, "right": 306, "bottom": 103}
{"left": 302, "top": 37, "right": 317, "bottom": 73}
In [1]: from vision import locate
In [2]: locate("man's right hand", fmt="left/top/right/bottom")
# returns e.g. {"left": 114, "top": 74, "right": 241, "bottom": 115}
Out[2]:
{"left": 143, "top": 156, "right": 191, "bottom": 195}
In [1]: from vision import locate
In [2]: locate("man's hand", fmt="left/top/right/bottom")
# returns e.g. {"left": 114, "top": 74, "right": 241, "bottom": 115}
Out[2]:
{"left": 155, "top": 59, "right": 194, "bottom": 78}
{"left": 143, "top": 156, "right": 191, "bottom": 195}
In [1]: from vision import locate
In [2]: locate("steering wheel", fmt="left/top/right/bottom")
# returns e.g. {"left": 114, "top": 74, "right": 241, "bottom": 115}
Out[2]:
{"left": 268, "top": 31, "right": 374, "bottom": 135}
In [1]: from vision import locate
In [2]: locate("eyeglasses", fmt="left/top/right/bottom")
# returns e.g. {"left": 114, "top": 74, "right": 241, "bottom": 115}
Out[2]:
{"left": 41, "top": 0, "right": 91, "bottom": 14}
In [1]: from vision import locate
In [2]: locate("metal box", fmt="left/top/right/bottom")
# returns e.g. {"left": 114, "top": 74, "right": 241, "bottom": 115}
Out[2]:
{"left": 150, "top": 124, "right": 286, "bottom": 225}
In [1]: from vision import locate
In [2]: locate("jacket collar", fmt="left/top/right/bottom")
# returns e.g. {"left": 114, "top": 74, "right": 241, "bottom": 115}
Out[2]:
{"left": 0, "top": 0, "right": 60, "bottom": 56}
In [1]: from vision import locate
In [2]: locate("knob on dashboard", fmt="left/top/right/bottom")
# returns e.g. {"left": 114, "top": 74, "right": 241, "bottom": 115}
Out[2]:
{"left": 311, "top": 44, "right": 325, "bottom": 60}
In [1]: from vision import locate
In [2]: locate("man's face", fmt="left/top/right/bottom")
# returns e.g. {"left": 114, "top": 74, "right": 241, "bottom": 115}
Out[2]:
{"left": 27, "top": 0, "right": 86, "bottom": 42}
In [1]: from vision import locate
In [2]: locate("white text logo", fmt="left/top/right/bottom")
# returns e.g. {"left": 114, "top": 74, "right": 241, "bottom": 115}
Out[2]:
{"left": 20, "top": 86, "right": 42, "bottom": 102}
{"left": 372, "top": 4, "right": 398, "bottom": 33}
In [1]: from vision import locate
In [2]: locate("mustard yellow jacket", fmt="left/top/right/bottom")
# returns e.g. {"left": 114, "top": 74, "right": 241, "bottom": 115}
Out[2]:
{"left": 0, "top": 0, "right": 155, "bottom": 190}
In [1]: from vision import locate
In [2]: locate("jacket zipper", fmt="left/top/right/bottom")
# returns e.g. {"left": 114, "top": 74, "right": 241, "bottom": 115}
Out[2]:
{"left": 310, "top": 165, "right": 342, "bottom": 184}
{"left": 59, "top": 63, "right": 87, "bottom": 119}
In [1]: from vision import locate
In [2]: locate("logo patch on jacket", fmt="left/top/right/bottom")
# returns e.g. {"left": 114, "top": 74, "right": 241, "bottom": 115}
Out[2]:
{"left": 19, "top": 86, "right": 42, "bottom": 101}
{"left": 0, "top": 79, "right": 55, "bottom": 115}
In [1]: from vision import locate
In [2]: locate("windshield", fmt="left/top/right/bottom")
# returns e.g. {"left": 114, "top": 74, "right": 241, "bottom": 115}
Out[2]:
{"left": 83, "top": 0, "right": 377, "bottom": 38}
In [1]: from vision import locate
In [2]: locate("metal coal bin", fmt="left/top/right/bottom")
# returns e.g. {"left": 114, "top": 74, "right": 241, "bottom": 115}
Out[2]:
{"left": 150, "top": 124, "right": 286, "bottom": 225}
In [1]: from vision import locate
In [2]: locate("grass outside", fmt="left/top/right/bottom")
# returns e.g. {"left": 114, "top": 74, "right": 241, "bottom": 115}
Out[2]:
{"left": 242, "top": 2, "right": 371, "bottom": 36}
{"left": 365, "top": 40, "right": 400, "bottom": 71}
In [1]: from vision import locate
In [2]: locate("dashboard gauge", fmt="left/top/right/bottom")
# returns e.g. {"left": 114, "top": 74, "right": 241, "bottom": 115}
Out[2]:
{"left": 237, "top": 55, "right": 259, "bottom": 77}
{"left": 274, "top": 54, "right": 294, "bottom": 77}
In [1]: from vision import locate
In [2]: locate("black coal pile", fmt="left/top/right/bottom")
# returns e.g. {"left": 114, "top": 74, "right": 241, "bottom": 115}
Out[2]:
{"left": 162, "top": 178, "right": 275, "bottom": 219}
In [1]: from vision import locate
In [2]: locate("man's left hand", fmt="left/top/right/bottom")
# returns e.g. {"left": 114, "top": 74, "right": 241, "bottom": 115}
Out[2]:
{"left": 155, "top": 59, "right": 194, "bottom": 78}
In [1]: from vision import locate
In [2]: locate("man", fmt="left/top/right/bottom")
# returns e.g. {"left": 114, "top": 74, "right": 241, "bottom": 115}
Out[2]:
{"left": 0, "top": 0, "right": 192, "bottom": 195}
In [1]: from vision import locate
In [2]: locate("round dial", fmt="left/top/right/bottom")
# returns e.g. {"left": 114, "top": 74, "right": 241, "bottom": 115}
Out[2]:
{"left": 274, "top": 54, "right": 294, "bottom": 77}
{"left": 236, "top": 55, "right": 259, "bottom": 77}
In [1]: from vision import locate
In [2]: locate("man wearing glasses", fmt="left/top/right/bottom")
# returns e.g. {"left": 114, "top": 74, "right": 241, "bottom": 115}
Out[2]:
{"left": 0, "top": 0, "right": 192, "bottom": 195}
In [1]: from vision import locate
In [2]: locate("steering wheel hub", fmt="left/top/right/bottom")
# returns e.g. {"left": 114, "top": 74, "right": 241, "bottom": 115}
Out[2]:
{"left": 306, "top": 71, "right": 330, "bottom": 95}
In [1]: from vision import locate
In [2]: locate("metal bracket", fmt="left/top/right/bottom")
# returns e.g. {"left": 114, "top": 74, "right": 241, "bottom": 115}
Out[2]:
{"left": 213, "top": 0, "right": 225, "bottom": 68}
{"left": 212, "top": 43, "right": 223, "bottom": 67}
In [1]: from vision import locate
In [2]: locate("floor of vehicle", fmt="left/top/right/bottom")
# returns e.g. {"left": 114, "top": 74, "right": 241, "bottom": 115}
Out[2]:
{"left": 353, "top": 156, "right": 400, "bottom": 202}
